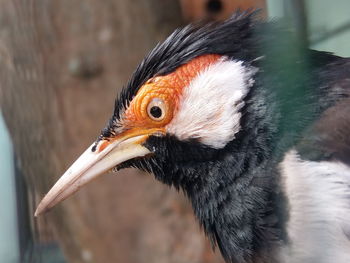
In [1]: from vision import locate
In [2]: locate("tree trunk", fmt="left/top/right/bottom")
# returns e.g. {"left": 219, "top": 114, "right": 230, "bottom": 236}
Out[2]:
{"left": 0, "top": 0, "right": 224, "bottom": 262}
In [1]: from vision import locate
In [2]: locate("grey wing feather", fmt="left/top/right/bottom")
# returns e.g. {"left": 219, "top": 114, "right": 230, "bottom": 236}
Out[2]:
{"left": 297, "top": 59, "right": 350, "bottom": 165}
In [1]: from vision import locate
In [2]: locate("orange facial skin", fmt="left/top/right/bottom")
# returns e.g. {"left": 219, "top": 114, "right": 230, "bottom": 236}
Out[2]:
{"left": 124, "top": 54, "right": 222, "bottom": 128}
{"left": 97, "top": 54, "right": 222, "bottom": 153}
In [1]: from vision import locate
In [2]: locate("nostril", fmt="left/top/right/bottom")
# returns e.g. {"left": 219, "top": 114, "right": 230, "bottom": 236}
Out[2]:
{"left": 206, "top": 0, "right": 223, "bottom": 14}
{"left": 91, "top": 144, "right": 97, "bottom": 152}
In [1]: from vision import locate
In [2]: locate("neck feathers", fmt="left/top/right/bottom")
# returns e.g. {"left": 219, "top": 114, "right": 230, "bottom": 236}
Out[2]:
{"left": 181, "top": 86, "right": 287, "bottom": 263}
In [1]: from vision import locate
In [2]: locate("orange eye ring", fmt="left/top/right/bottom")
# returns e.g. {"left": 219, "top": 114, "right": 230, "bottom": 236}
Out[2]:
{"left": 125, "top": 84, "right": 175, "bottom": 128}
{"left": 122, "top": 54, "right": 221, "bottom": 130}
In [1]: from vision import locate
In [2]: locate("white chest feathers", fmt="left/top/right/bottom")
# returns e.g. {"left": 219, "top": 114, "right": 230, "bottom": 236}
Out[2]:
{"left": 280, "top": 150, "right": 350, "bottom": 263}
{"left": 166, "top": 59, "right": 257, "bottom": 149}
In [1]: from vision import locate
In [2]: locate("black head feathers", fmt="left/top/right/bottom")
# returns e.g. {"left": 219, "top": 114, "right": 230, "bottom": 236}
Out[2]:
{"left": 99, "top": 11, "right": 261, "bottom": 139}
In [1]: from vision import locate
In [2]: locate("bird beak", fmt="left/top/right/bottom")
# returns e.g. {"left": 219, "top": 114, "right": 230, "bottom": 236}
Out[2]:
{"left": 34, "top": 129, "right": 159, "bottom": 216}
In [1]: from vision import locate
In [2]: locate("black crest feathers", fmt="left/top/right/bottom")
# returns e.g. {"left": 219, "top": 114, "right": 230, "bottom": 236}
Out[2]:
{"left": 100, "top": 11, "right": 260, "bottom": 138}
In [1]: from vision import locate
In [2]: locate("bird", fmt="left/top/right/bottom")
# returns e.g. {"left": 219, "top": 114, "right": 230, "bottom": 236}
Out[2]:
{"left": 35, "top": 11, "right": 350, "bottom": 263}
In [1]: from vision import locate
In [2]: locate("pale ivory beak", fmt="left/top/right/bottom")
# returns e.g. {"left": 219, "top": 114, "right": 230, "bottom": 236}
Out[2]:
{"left": 35, "top": 135, "right": 151, "bottom": 216}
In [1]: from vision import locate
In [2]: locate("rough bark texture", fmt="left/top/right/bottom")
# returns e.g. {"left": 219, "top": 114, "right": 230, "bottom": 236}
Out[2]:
{"left": 179, "top": 0, "right": 266, "bottom": 21}
{"left": 0, "top": 0, "right": 224, "bottom": 262}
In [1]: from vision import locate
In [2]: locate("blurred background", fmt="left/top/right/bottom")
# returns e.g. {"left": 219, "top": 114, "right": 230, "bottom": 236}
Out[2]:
{"left": 0, "top": 0, "right": 349, "bottom": 262}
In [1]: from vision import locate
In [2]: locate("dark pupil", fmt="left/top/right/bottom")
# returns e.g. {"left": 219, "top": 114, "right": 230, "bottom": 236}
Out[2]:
{"left": 150, "top": 106, "right": 162, "bottom": 118}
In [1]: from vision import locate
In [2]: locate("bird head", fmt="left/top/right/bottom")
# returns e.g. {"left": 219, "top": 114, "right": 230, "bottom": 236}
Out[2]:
{"left": 36, "top": 12, "right": 278, "bottom": 262}
{"left": 36, "top": 11, "right": 261, "bottom": 215}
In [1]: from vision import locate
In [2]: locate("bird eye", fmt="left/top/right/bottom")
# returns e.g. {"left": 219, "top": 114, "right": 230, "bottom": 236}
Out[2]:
{"left": 147, "top": 98, "right": 166, "bottom": 121}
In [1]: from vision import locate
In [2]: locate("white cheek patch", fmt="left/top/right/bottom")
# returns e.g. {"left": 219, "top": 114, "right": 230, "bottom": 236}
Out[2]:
{"left": 166, "top": 59, "right": 257, "bottom": 149}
